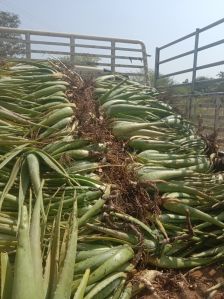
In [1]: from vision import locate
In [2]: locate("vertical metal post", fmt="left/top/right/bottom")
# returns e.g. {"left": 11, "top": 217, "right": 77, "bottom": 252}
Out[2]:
{"left": 189, "top": 29, "right": 200, "bottom": 120}
{"left": 111, "top": 40, "right": 115, "bottom": 73}
{"left": 184, "top": 97, "right": 188, "bottom": 117}
{"left": 70, "top": 36, "right": 75, "bottom": 65}
{"left": 25, "top": 32, "right": 31, "bottom": 59}
{"left": 214, "top": 97, "right": 221, "bottom": 133}
{"left": 191, "top": 28, "right": 200, "bottom": 92}
{"left": 187, "top": 95, "right": 192, "bottom": 119}
{"left": 141, "top": 43, "right": 150, "bottom": 86}
{"left": 154, "top": 47, "right": 160, "bottom": 88}
{"left": 192, "top": 96, "right": 198, "bottom": 123}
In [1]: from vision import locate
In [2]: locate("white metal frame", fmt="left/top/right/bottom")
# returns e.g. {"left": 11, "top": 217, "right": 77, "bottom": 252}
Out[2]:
{"left": 0, "top": 27, "right": 150, "bottom": 84}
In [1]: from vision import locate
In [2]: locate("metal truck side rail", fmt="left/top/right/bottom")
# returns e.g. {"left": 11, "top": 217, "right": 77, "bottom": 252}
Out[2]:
{"left": 155, "top": 17, "right": 224, "bottom": 91}
{"left": 0, "top": 27, "right": 150, "bottom": 84}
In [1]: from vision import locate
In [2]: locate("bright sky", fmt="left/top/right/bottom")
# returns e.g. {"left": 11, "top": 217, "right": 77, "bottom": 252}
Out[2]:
{"left": 1, "top": 0, "right": 224, "bottom": 82}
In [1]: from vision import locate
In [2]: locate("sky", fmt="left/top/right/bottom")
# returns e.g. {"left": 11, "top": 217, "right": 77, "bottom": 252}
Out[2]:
{"left": 1, "top": 0, "right": 224, "bottom": 82}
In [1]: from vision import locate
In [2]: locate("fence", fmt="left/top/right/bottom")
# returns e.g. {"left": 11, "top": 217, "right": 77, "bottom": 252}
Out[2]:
{"left": 154, "top": 18, "right": 224, "bottom": 149}
{"left": 166, "top": 93, "right": 224, "bottom": 149}
{"left": 154, "top": 17, "right": 224, "bottom": 91}
{"left": 0, "top": 26, "right": 150, "bottom": 84}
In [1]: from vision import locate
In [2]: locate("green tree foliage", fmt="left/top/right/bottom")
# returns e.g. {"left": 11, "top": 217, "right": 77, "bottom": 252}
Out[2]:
{"left": 0, "top": 11, "right": 25, "bottom": 58}
{"left": 131, "top": 69, "right": 173, "bottom": 87}
{"left": 217, "top": 71, "right": 224, "bottom": 79}
{"left": 59, "top": 55, "right": 100, "bottom": 68}
{"left": 150, "top": 70, "right": 174, "bottom": 87}
{"left": 169, "top": 73, "right": 224, "bottom": 95}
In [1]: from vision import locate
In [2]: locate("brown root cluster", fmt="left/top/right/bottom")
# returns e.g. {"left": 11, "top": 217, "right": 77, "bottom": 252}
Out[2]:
{"left": 63, "top": 70, "right": 159, "bottom": 221}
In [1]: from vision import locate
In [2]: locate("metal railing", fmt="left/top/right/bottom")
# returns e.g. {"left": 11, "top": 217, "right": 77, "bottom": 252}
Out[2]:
{"left": 167, "top": 93, "right": 224, "bottom": 149}
{"left": 154, "top": 17, "right": 224, "bottom": 91}
{"left": 0, "top": 27, "right": 150, "bottom": 84}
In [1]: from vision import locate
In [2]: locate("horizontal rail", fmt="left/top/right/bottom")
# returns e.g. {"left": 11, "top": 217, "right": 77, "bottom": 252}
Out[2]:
{"left": 159, "top": 68, "right": 193, "bottom": 78}
{"left": 0, "top": 26, "right": 150, "bottom": 85}
{"left": 94, "top": 62, "right": 111, "bottom": 67}
{"left": 30, "top": 40, "right": 70, "bottom": 46}
{"left": 115, "top": 46, "right": 142, "bottom": 52}
{"left": 199, "top": 17, "right": 224, "bottom": 33}
{"left": 0, "top": 36, "right": 144, "bottom": 52}
{"left": 159, "top": 50, "right": 194, "bottom": 64}
{"left": 1, "top": 58, "right": 111, "bottom": 72}
{"left": 75, "top": 44, "right": 111, "bottom": 50}
{"left": 118, "top": 72, "right": 145, "bottom": 76}
{"left": 81, "top": 62, "right": 144, "bottom": 69}
{"left": 159, "top": 63, "right": 224, "bottom": 83}
{"left": 196, "top": 60, "right": 224, "bottom": 70}
{"left": 74, "top": 44, "right": 143, "bottom": 52}
{"left": 115, "top": 64, "right": 144, "bottom": 68}
{"left": 31, "top": 49, "right": 70, "bottom": 55}
{"left": 155, "top": 17, "right": 224, "bottom": 92}
{"left": 74, "top": 53, "right": 143, "bottom": 60}
{"left": 0, "top": 37, "right": 144, "bottom": 53}
{"left": 158, "top": 78, "right": 224, "bottom": 89}
{"left": 171, "top": 92, "right": 224, "bottom": 97}
{"left": 0, "top": 26, "right": 145, "bottom": 45}
{"left": 159, "top": 32, "right": 196, "bottom": 50}
{"left": 0, "top": 37, "right": 25, "bottom": 43}
{"left": 159, "top": 17, "right": 224, "bottom": 50}
{"left": 159, "top": 38, "right": 224, "bottom": 65}
{"left": 198, "top": 38, "right": 224, "bottom": 52}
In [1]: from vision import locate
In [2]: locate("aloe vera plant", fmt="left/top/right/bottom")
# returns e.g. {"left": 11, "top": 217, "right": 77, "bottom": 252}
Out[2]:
{"left": 0, "top": 61, "right": 224, "bottom": 299}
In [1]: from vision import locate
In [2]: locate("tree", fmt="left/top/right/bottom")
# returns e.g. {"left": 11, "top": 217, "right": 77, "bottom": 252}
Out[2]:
{"left": 174, "top": 74, "right": 224, "bottom": 95}
{"left": 0, "top": 11, "right": 25, "bottom": 58}
{"left": 131, "top": 69, "right": 173, "bottom": 87}
{"left": 217, "top": 71, "right": 224, "bottom": 79}
{"left": 58, "top": 55, "right": 100, "bottom": 68}
{"left": 56, "top": 55, "right": 101, "bottom": 80}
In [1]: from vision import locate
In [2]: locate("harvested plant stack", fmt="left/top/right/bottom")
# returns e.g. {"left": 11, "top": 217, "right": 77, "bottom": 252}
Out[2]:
{"left": 0, "top": 63, "right": 133, "bottom": 299}
{"left": 0, "top": 62, "right": 223, "bottom": 298}
{"left": 95, "top": 75, "right": 224, "bottom": 270}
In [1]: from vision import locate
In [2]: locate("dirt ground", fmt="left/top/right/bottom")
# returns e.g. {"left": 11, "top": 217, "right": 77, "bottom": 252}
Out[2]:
{"left": 137, "top": 266, "right": 224, "bottom": 298}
